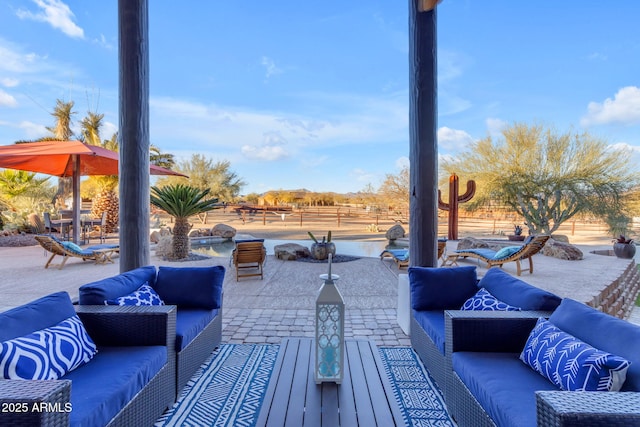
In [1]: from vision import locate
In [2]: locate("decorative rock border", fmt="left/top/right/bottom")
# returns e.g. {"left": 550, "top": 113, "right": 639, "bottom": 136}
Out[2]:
{"left": 588, "top": 259, "right": 640, "bottom": 320}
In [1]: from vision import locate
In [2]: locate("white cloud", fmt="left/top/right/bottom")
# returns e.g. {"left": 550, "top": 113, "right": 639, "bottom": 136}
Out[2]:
{"left": 486, "top": 117, "right": 507, "bottom": 137}
{"left": 1, "top": 78, "right": 19, "bottom": 88}
{"left": 608, "top": 142, "right": 640, "bottom": 153}
{"left": 93, "top": 34, "right": 115, "bottom": 50}
{"left": 261, "top": 56, "right": 283, "bottom": 80}
{"left": 437, "top": 126, "right": 474, "bottom": 152}
{"left": 581, "top": 86, "right": 640, "bottom": 126}
{"left": 241, "top": 144, "right": 289, "bottom": 161}
{"left": 0, "top": 42, "right": 43, "bottom": 73}
{"left": 395, "top": 156, "right": 409, "bottom": 170}
{"left": 350, "top": 168, "right": 377, "bottom": 183}
{"left": 0, "top": 89, "right": 17, "bottom": 107}
{"left": 17, "top": 0, "right": 84, "bottom": 39}
{"left": 19, "top": 120, "right": 48, "bottom": 139}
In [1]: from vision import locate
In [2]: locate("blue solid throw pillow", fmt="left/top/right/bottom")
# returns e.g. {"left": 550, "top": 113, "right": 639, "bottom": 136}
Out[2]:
{"left": 79, "top": 266, "right": 158, "bottom": 305}
{"left": 478, "top": 268, "right": 562, "bottom": 311}
{"left": 461, "top": 288, "right": 521, "bottom": 311}
{"left": 409, "top": 266, "right": 478, "bottom": 311}
{"left": 492, "top": 246, "right": 521, "bottom": 260}
{"left": 155, "top": 265, "right": 225, "bottom": 309}
{"left": 520, "top": 318, "right": 630, "bottom": 391}
{"left": 0, "top": 315, "right": 97, "bottom": 380}
{"left": 105, "top": 283, "right": 164, "bottom": 306}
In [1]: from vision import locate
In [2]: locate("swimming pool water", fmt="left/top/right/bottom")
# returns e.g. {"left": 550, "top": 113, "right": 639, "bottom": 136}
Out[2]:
{"left": 190, "top": 239, "right": 408, "bottom": 258}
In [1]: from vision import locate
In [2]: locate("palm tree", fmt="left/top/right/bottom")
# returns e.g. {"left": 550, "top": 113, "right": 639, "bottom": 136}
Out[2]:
{"left": 150, "top": 184, "right": 219, "bottom": 259}
{"left": 150, "top": 145, "right": 176, "bottom": 169}
{"left": 48, "top": 99, "right": 76, "bottom": 207}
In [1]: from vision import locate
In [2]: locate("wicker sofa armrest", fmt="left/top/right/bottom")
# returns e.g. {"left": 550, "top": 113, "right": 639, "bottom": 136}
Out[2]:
{"left": 75, "top": 305, "right": 176, "bottom": 349}
{"left": 445, "top": 310, "right": 551, "bottom": 354}
{"left": 0, "top": 380, "right": 71, "bottom": 427}
{"left": 536, "top": 391, "right": 640, "bottom": 426}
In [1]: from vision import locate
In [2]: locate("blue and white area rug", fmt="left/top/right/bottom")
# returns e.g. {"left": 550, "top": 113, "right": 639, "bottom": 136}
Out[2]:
{"left": 156, "top": 345, "right": 454, "bottom": 427}
{"left": 156, "top": 344, "right": 279, "bottom": 427}
{"left": 379, "top": 347, "right": 455, "bottom": 426}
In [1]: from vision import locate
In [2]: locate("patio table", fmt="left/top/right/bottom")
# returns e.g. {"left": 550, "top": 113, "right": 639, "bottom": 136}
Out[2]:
{"left": 256, "top": 337, "right": 404, "bottom": 426}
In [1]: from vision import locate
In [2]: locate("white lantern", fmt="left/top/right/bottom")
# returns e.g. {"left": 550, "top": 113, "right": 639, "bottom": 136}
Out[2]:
{"left": 315, "top": 254, "right": 345, "bottom": 384}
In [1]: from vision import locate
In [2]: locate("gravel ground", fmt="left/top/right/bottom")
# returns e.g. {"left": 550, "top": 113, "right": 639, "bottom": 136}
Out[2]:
{"left": 0, "top": 234, "right": 38, "bottom": 247}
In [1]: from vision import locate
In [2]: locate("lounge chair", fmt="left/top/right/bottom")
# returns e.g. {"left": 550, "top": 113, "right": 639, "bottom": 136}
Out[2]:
{"left": 380, "top": 239, "right": 447, "bottom": 269}
{"left": 231, "top": 239, "right": 266, "bottom": 281}
{"left": 442, "top": 234, "right": 550, "bottom": 276}
{"left": 34, "top": 235, "right": 119, "bottom": 270}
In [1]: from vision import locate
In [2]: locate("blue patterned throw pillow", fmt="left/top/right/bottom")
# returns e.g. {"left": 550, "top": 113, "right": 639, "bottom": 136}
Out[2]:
{"left": 105, "top": 282, "right": 164, "bottom": 306}
{"left": 461, "top": 288, "right": 521, "bottom": 311}
{"left": 0, "top": 315, "right": 97, "bottom": 380}
{"left": 520, "top": 318, "right": 630, "bottom": 391}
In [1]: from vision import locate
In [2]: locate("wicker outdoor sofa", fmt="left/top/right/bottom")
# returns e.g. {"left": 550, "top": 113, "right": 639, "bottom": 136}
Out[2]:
{"left": 0, "top": 292, "right": 176, "bottom": 427}
{"left": 78, "top": 265, "right": 224, "bottom": 399}
{"left": 409, "top": 266, "right": 562, "bottom": 397}
{"left": 444, "top": 299, "right": 640, "bottom": 426}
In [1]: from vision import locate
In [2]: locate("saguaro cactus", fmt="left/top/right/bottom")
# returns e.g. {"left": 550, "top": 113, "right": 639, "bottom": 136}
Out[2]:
{"left": 438, "top": 174, "right": 476, "bottom": 240}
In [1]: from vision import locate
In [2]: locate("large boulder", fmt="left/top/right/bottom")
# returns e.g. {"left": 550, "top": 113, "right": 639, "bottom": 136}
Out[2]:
{"left": 542, "top": 238, "right": 583, "bottom": 260}
{"left": 150, "top": 226, "right": 172, "bottom": 244}
{"left": 385, "top": 224, "right": 406, "bottom": 241}
{"left": 274, "top": 243, "right": 311, "bottom": 261}
{"left": 154, "top": 235, "right": 174, "bottom": 257}
{"left": 456, "top": 237, "right": 490, "bottom": 251}
{"left": 189, "top": 228, "right": 212, "bottom": 238}
{"left": 211, "top": 224, "right": 236, "bottom": 240}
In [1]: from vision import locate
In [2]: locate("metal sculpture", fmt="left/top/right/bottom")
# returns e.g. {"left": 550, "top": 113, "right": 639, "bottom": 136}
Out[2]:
{"left": 438, "top": 174, "right": 476, "bottom": 240}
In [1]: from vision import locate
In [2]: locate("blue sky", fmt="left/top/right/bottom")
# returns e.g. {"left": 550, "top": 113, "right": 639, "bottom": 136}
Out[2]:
{"left": 1, "top": 1, "right": 639, "bottom": 195}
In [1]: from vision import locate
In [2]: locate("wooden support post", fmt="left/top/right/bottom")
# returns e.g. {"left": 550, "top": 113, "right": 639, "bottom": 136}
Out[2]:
{"left": 263, "top": 210, "right": 266, "bottom": 225}
{"left": 409, "top": 0, "right": 439, "bottom": 267}
{"left": 118, "top": 0, "right": 150, "bottom": 272}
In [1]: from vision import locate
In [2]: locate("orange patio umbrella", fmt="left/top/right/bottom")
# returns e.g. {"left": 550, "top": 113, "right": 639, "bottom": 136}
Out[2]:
{"left": 0, "top": 140, "right": 186, "bottom": 242}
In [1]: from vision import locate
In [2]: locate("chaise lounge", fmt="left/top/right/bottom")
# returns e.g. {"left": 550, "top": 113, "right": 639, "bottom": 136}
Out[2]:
{"left": 34, "top": 235, "right": 119, "bottom": 269}
{"left": 443, "top": 234, "right": 550, "bottom": 275}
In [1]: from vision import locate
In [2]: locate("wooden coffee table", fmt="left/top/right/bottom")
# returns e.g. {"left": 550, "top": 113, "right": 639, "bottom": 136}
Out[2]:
{"left": 256, "top": 338, "right": 404, "bottom": 426}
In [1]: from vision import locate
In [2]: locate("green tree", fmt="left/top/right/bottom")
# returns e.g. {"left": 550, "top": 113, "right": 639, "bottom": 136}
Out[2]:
{"left": 378, "top": 165, "right": 409, "bottom": 211}
{"left": 150, "top": 145, "right": 176, "bottom": 169}
{"left": 442, "top": 123, "right": 639, "bottom": 234}
{"left": 150, "top": 184, "right": 219, "bottom": 259}
{"left": 156, "top": 154, "right": 245, "bottom": 202}
{"left": 0, "top": 170, "right": 50, "bottom": 198}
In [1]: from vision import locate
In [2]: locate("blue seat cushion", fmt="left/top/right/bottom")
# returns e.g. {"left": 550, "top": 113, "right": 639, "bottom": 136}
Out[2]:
{"left": 458, "top": 248, "right": 496, "bottom": 259}
{"left": 0, "top": 292, "right": 76, "bottom": 341}
{"left": 64, "top": 345, "right": 166, "bottom": 427}
{"left": 175, "top": 309, "right": 219, "bottom": 352}
{"left": 383, "top": 249, "right": 409, "bottom": 261}
{"left": 155, "top": 266, "right": 225, "bottom": 310}
{"left": 413, "top": 310, "right": 445, "bottom": 354}
{"left": 550, "top": 298, "right": 640, "bottom": 391}
{"left": 79, "top": 266, "right": 158, "bottom": 304}
{"left": 409, "top": 266, "right": 478, "bottom": 310}
{"left": 452, "top": 351, "right": 558, "bottom": 427}
{"left": 478, "top": 268, "right": 562, "bottom": 311}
